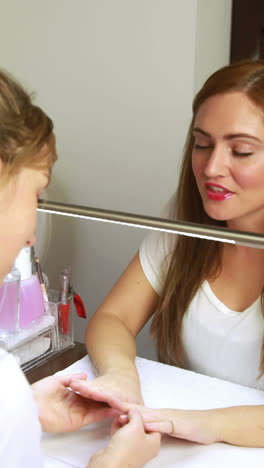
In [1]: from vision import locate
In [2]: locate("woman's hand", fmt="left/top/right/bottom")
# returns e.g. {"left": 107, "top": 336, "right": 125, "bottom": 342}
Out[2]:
{"left": 32, "top": 373, "right": 117, "bottom": 433}
{"left": 118, "top": 404, "right": 264, "bottom": 448}
{"left": 70, "top": 371, "right": 144, "bottom": 410}
{"left": 119, "top": 405, "right": 221, "bottom": 445}
{"left": 88, "top": 409, "right": 161, "bottom": 468}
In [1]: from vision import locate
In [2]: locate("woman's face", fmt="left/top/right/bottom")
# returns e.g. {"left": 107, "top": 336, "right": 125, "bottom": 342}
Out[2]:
{"left": 0, "top": 166, "right": 49, "bottom": 283}
{"left": 192, "top": 91, "right": 264, "bottom": 232}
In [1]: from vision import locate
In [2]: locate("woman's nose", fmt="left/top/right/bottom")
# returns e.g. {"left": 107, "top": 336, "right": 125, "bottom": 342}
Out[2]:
{"left": 203, "top": 146, "right": 229, "bottom": 178}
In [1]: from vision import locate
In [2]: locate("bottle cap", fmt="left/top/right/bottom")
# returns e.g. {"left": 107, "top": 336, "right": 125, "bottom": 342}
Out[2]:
{"left": 3, "top": 266, "right": 21, "bottom": 283}
{"left": 15, "top": 246, "right": 32, "bottom": 280}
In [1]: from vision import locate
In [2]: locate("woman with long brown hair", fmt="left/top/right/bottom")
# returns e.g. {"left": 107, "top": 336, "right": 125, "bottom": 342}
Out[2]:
{"left": 73, "top": 60, "right": 264, "bottom": 447}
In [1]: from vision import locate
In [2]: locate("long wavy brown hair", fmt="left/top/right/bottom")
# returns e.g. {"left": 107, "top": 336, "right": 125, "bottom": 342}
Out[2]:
{"left": 151, "top": 60, "right": 264, "bottom": 373}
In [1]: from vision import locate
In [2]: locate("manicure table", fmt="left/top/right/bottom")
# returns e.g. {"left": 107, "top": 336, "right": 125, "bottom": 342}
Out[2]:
{"left": 42, "top": 355, "right": 264, "bottom": 467}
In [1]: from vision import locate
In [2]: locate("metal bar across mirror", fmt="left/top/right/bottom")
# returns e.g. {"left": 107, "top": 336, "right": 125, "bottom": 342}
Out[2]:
{"left": 38, "top": 200, "right": 264, "bottom": 249}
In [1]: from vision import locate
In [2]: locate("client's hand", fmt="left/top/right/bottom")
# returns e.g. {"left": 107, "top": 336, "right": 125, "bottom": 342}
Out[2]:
{"left": 32, "top": 373, "right": 117, "bottom": 433}
{"left": 119, "top": 404, "right": 220, "bottom": 445}
{"left": 70, "top": 372, "right": 144, "bottom": 410}
{"left": 88, "top": 409, "right": 161, "bottom": 468}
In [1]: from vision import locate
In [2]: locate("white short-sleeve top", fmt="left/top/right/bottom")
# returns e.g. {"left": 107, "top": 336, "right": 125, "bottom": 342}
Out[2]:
{"left": 139, "top": 229, "right": 264, "bottom": 391}
{"left": 0, "top": 349, "right": 43, "bottom": 467}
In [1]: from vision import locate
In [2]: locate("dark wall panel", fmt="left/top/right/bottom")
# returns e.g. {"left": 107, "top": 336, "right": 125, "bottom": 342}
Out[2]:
{"left": 231, "top": 0, "right": 264, "bottom": 62}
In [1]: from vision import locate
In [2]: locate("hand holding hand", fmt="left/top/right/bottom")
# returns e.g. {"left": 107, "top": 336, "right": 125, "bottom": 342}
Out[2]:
{"left": 32, "top": 373, "right": 117, "bottom": 433}
{"left": 121, "top": 405, "right": 220, "bottom": 445}
{"left": 88, "top": 409, "right": 161, "bottom": 468}
{"left": 70, "top": 372, "right": 143, "bottom": 410}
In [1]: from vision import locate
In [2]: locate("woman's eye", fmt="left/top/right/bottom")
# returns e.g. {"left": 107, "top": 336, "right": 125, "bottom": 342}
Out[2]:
{"left": 193, "top": 144, "right": 211, "bottom": 150}
{"left": 232, "top": 150, "right": 253, "bottom": 157}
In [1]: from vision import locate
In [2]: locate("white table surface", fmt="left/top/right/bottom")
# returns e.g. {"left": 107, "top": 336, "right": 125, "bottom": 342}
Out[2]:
{"left": 42, "top": 355, "right": 264, "bottom": 467}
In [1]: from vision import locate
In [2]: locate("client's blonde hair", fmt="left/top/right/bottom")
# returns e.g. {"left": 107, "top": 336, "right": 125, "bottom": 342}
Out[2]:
{"left": 0, "top": 69, "right": 57, "bottom": 185}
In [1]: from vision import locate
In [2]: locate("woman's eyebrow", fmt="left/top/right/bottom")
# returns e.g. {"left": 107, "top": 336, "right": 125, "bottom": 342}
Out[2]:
{"left": 224, "top": 133, "right": 262, "bottom": 142}
{"left": 193, "top": 127, "right": 211, "bottom": 137}
{"left": 193, "top": 127, "right": 262, "bottom": 142}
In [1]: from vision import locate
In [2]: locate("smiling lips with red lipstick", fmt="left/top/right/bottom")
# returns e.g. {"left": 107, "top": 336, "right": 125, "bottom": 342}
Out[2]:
{"left": 205, "top": 182, "right": 235, "bottom": 201}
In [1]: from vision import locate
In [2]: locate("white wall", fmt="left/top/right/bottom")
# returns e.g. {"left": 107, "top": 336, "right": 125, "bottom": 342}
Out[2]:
{"left": 0, "top": 1, "right": 232, "bottom": 359}
{"left": 194, "top": 0, "right": 232, "bottom": 93}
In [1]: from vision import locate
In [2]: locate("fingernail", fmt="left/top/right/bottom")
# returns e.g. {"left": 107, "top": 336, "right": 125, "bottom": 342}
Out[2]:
{"left": 119, "top": 414, "right": 129, "bottom": 421}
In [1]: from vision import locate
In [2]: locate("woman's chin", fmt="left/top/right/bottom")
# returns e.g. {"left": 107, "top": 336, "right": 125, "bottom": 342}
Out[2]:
{"left": 203, "top": 205, "right": 229, "bottom": 222}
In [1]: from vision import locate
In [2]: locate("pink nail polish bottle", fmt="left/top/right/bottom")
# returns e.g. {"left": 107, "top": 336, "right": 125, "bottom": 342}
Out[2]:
{"left": 15, "top": 247, "right": 45, "bottom": 328}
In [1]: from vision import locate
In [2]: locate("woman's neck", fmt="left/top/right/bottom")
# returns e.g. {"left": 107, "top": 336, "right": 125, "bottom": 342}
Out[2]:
{"left": 223, "top": 242, "right": 264, "bottom": 260}
{"left": 227, "top": 214, "right": 264, "bottom": 235}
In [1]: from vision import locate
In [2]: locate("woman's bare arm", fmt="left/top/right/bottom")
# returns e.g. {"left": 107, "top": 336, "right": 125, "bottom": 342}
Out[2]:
{"left": 82, "top": 253, "right": 159, "bottom": 404}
